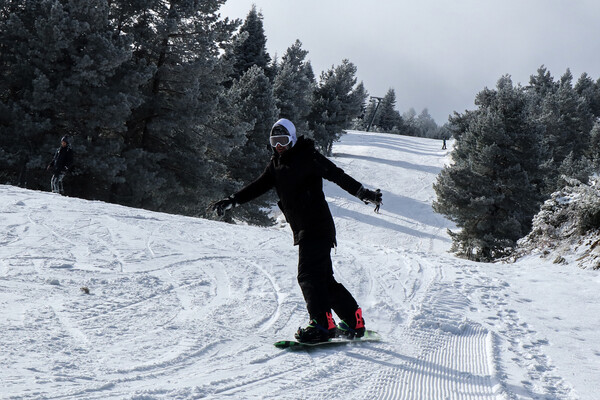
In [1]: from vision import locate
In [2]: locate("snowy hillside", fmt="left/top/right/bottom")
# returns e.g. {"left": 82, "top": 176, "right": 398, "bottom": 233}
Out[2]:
{"left": 1, "top": 131, "right": 599, "bottom": 399}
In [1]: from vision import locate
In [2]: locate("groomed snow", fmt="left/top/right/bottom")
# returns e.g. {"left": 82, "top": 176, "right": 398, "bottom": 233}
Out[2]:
{"left": 1, "top": 131, "right": 599, "bottom": 399}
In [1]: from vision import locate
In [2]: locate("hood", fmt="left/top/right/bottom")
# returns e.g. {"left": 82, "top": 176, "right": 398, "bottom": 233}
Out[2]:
{"left": 271, "top": 118, "right": 297, "bottom": 147}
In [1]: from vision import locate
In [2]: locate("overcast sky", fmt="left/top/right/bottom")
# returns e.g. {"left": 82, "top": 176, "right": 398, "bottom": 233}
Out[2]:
{"left": 219, "top": 0, "right": 600, "bottom": 124}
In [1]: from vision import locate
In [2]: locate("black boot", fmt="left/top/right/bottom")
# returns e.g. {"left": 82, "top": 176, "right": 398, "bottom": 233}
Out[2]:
{"left": 295, "top": 312, "right": 337, "bottom": 343}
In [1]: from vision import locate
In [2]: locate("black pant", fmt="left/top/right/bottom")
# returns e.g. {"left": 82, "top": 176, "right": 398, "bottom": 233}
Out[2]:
{"left": 297, "top": 237, "right": 358, "bottom": 326}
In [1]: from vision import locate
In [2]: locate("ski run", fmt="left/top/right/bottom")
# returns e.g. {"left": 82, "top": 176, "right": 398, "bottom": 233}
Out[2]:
{"left": 1, "top": 131, "right": 599, "bottom": 400}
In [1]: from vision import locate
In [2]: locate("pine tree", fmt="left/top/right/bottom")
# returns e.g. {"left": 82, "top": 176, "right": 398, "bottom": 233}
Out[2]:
{"left": 226, "top": 65, "right": 278, "bottom": 225}
{"left": 273, "top": 40, "right": 315, "bottom": 136}
{"left": 308, "top": 60, "right": 367, "bottom": 155}
{"left": 358, "top": 98, "right": 378, "bottom": 131}
{"left": 351, "top": 82, "right": 368, "bottom": 128}
{"left": 228, "top": 5, "right": 272, "bottom": 82}
{"left": 401, "top": 108, "right": 419, "bottom": 136}
{"left": 114, "top": 0, "right": 243, "bottom": 216}
{"left": 527, "top": 65, "right": 558, "bottom": 100}
{"left": 433, "top": 76, "right": 544, "bottom": 261}
{"left": 534, "top": 70, "right": 594, "bottom": 193}
{"left": 0, "top": 0, "right": 148, "bottom": 195}
{"left": 376, "top": 89, "right": 403, "bottom": 132}
{"left": 416, "top": 109, "right": 439, "bottom": 138}
{"left": 557, "top": 152, "right": 596, "bottom": 185}
{"left": 590, "top": 122, "right": 600, "bottom": 169}
{"left": 574, "top": 72, "right": 600, "bottom": 119}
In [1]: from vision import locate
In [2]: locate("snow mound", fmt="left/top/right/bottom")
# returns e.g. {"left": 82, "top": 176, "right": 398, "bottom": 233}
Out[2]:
{"left": 516, "top": 176, "right": 600, "bottom": 269}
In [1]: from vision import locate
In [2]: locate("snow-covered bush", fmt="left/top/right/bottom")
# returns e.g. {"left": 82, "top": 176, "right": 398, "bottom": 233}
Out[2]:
{"left": 516, "top": 175, "right": 600, "bottom": 269}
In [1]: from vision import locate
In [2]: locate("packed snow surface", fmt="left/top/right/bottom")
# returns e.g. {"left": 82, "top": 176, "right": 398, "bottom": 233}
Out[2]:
{"left": 1, "top": 131, "right": 599, "bottom": 399}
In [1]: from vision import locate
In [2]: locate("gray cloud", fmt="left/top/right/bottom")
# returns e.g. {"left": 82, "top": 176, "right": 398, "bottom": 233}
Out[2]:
{"left": 220, "top": 0, "right": 600, "bottom": 123}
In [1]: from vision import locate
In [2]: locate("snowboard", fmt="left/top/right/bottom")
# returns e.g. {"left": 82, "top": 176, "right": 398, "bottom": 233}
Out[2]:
{"left": 274, "top": 330, "right": 381, "bottom": 350}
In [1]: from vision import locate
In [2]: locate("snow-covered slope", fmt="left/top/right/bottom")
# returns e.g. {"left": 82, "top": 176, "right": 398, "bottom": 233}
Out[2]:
{"left": 1, "top": 131, "right": 599, "bottom": 399}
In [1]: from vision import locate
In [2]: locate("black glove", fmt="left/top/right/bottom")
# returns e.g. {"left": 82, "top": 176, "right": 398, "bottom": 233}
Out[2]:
{"left": 213, "top": 196, "right": 237, "bottom": 217}
{"left": 356, "top": 186, "right": 382, "bottom": 205}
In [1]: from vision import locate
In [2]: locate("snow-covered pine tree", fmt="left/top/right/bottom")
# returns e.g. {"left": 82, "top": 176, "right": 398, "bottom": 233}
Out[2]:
{"left": 228, "top": 5, "right": 272, "bottom": 82}
{"left": 554, "top": 71, "right": 594, "bottom": 173}
{"left": 416, "top": 109, "right": 439, "bottom": 138}
{"left": 433, "top": 76, "right": 544, "bottom": 261}
{"left": 0, "top": 0, "right": 50, "bottom": 186}
{"left": 557, "top": 152, "right": 597, "bottom": 186}
{"left": 358, "top": 99, "right": 378, "bottom": 131}
{"left": 574, "top": 72, "right": 600, "bottom": 120}
{"left": 308, "top": 60, "right": 367, "bottom": 155}
{"left": 574, "top": 73, "right": 600, "bottom": 172}
{"left": 527, "top": 65, "right": 558, "bottom": 101}
{"left": 532, "top": 69, "right": 595, "bottom": 194}
{"left": 376, "top": 89, "right": 403, "bottom": 133}
{"left": 273, "top": 40, "right": 315, "bottom": 137}
{"left": 0, "top": 0, "right": 148, "bottom": 195}
{"left": 115, "top": 0, "right": 243, "bottom": 215}
{"left": 400, "top": 108, "right": 421, "bottom": 136}
{"left": 226, "top": 65, "right": 278, "bottom": 225}
{"left": 590, "top": 122, "right": 600, "bottom": 169}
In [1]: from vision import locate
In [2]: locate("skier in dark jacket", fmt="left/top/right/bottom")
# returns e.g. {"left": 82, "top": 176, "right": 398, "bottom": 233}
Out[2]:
{"left": 47, "top": 136, "right": 73, "bottom": 194}
{"left": 213, "top": 118, "right": 382, "bottom": 343}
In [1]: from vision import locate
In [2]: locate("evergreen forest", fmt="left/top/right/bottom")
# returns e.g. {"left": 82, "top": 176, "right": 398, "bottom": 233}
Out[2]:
{"left": 434, "top": 68, "right": 600, "bottom": 261}
{"left": 3, "top": 2, "right": 599, "bottom": 261}
{"left": 0, "top": 1, "right": 373, "bottom": 222}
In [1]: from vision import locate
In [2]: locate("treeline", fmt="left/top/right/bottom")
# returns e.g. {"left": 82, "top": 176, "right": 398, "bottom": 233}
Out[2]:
{"left": 354, "top": 88, "right": 448, "bottom": 139}
{"left": 434, "top": 67, "right": 600, "bottom": 261}
{"left": 0, "top": 1, "right": 367, "bottom": 222}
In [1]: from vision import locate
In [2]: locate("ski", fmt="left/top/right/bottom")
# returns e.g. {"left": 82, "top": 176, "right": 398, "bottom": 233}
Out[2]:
{"left": 274, "top": 330, "right": 381, "bottom": 350}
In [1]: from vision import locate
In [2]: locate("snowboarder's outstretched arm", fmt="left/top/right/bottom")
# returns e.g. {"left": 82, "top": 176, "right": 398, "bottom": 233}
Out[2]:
{"left": 212, "top": 165, "right": 275, "bottom": 217}
{"left": 311, "top": 149, "right": 383, "bottom": 209}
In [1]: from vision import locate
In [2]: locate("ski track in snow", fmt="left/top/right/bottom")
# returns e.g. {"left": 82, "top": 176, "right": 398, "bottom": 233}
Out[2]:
{"left": 1, "top": 131, "right": 594, "bottom": 399}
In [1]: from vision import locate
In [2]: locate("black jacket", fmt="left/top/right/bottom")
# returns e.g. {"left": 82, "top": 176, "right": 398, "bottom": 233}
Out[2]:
{"left": 50, "top": 145, "right": 73, "bottom": 174}
{"left": 233, "top": 136, "right": 362, "bottom": 246}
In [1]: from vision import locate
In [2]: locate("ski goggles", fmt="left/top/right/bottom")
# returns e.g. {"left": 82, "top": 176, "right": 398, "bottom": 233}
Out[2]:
{"left": 269, "top": 135, "right": 291, "bottom": 147}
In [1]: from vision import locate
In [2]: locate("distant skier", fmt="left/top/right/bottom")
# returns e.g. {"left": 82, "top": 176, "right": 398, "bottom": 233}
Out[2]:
{"left": 47, "top": 136, "right": 73, "bottom": 195}
{"left": 442, "top": 137, "right": 447, "bottom": 150}
{"left": 213, "top": 118, "right": 382, "bottom": 343}
{"left": 373, "top": 189, "right": 382, "bottom": 213}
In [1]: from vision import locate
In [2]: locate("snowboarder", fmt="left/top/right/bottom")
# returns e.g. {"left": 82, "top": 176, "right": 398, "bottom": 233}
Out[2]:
{"left": 47, "top": 136, "right": 73, "bottom": 195}
{"left": 213, "top": 118, "right": 382, "bottom": 343}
